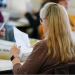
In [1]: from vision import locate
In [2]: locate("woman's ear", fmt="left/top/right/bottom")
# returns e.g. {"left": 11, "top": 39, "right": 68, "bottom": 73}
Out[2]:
{"left": 45, "top": 18, "right": 48, "bottom": 26}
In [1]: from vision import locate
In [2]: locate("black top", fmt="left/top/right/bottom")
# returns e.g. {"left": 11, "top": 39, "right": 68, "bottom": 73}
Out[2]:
{"left": 25, "top": 2, "right": 49, "bottom": 28}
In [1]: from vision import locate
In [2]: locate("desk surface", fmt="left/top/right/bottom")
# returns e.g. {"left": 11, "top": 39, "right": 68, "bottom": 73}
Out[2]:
{"left": 6, "top": 20, "right": 30, "bottom": 27}
{"left": 0, "top": 39, "right": 40, "bottom": 72}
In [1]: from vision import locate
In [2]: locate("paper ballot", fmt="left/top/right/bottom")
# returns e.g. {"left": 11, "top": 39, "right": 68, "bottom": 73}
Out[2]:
{"left": 13, "top": 27, "right": 33, "bottom": 62}
{"left": 14, "top": 27, "right": 31, "bottom": 53}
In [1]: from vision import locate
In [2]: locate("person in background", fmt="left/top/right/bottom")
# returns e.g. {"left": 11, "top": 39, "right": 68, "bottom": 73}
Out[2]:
{"left": 39, "top": 0, "right": 75, "bottom": 39}
{"left": 0, "top": 0, "right": 7, "bottom": 7}
{"left": 10, "top": 3, "right": 75, "bottom": 74}
{"left": 0, "top": 11, "right": 4, "bottom": 22}
{"left": 24, "top": 0, "right": 50, "bottom": 39}
{"left": 0, "top": 11, "right": 15, "bottom": 42}
{"left": 0, "top": 11, "right": 5, "bottom": 38}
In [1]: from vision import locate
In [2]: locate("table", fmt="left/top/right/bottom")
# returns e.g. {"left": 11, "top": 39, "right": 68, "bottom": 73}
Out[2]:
{"left": 0, "top": 39, "right": 40, "bottom": 74}
{"left": 6, "top": 20, "right": 30, "bottom": 27}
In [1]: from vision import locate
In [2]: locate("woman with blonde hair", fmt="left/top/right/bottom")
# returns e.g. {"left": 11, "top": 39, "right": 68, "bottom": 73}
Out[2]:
{"left": 39, "top": 0, "right": 75, "bottom": 40}
{"left": 24, "top": 0, "right": 51, "bottom": 39}
{"left": 10, "top": 3, "right": 75, "bottom": 74}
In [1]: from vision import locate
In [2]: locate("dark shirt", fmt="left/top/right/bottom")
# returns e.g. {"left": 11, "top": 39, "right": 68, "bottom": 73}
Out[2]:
{"left": 25, "top": 2, "right": 49, "bottom": 39}
{"left": 25, "top": 12, "right": 39, "bottom": 28}
{"left": 0, "top": 11, "right": 4, "bottom": 22}
{"left": 25, "top": 2, "right": 49, "bottom": 28}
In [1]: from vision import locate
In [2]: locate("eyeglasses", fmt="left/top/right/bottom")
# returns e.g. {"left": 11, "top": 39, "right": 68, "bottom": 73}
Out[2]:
{"left": 39, "top": 18, "right": 46, "bottom": 25}
{"left": 40, "top": 18, "right": 43, "bottom": 22}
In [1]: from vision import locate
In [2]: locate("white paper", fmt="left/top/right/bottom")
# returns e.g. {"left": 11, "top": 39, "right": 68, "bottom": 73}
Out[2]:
{"left": 0, "top": 60, "right": 23, "bottom": 71}
{"left": 0, "top": 39, "right": 14, "bottom": 46}
{"left": 0, "top": 60, "right": 12, "bottom": 71}
{"left": 0, "top": 22, "right": 5, "bottom": 31}
{"left": 0, "top": 40, "right": 15, "bottom": 60}
{"left": 14, "top": 27, "right": 31, "bottom": 53}
{"left": 20, "top": 48, "right": 33, "bottom": 62}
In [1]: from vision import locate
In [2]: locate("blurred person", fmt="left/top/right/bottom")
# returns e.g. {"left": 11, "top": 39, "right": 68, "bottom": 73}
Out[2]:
{"left": 39, "top": 0, "right": 75, "bottom": 39}
{"left": 0, "top": 0, "right": 7, "bottom": 7}
{"left": 0, "top": 0, "right": 2, "bottom": 7}
{"left": 10, "top": 3, "right": 75, "bottom": 74}
{"left": 0, "top": 11, "right": 15, "bottom": 42}
{"left": 0, "top": 11, "right": 5, "bottom": 38}
{"left": 0, "top": 27, "right": 5, "bottom": 38}
{"left": 24, "top": 0, "right": 50, "bottom": 39}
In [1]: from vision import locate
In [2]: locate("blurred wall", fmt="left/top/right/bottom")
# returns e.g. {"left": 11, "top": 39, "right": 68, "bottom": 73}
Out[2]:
{"left": 68, "top": 0, "right": 75, "bottom": 15}
{"left": 31, "top": 0, "right": 41, "bottom": 11}
{"left": 7, "top": 0, "right": 75, "bottom": 15}
{"left": 31, "top": 0, "right": 75, "bottom": 15}
{"left": 7, "top": 0, "right": 29, "bottom": 13}
{"left": 7, "top": 0, "right": 41, "bottom": 13}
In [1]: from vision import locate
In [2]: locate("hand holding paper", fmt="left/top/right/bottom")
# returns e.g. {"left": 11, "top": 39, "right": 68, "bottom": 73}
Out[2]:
{"left": 10, "top": 44, "right": 21, "bottom": 57}
{"left": 0, "top": 27, "right": 33, "bottom": 62}
{"left": 13, "top": 27, "right": 31, "bottom": 53}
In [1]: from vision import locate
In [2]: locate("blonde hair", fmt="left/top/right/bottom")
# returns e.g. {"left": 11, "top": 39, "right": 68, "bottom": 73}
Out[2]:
{"left": 40, "top": 3, "right": 75, "bottom": 63}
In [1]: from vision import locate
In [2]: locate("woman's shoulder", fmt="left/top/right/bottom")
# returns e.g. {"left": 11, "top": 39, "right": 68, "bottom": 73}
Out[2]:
{"left": 33, "top": 39, "right": 47, "bottom": 52}
{"left": 35, "top": 39, "right": 47, "bottom": 47}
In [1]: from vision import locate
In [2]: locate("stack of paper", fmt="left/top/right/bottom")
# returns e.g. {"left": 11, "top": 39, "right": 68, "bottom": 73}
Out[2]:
{"left": 0, "top": 40, "right": 15, "bottom": 60}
